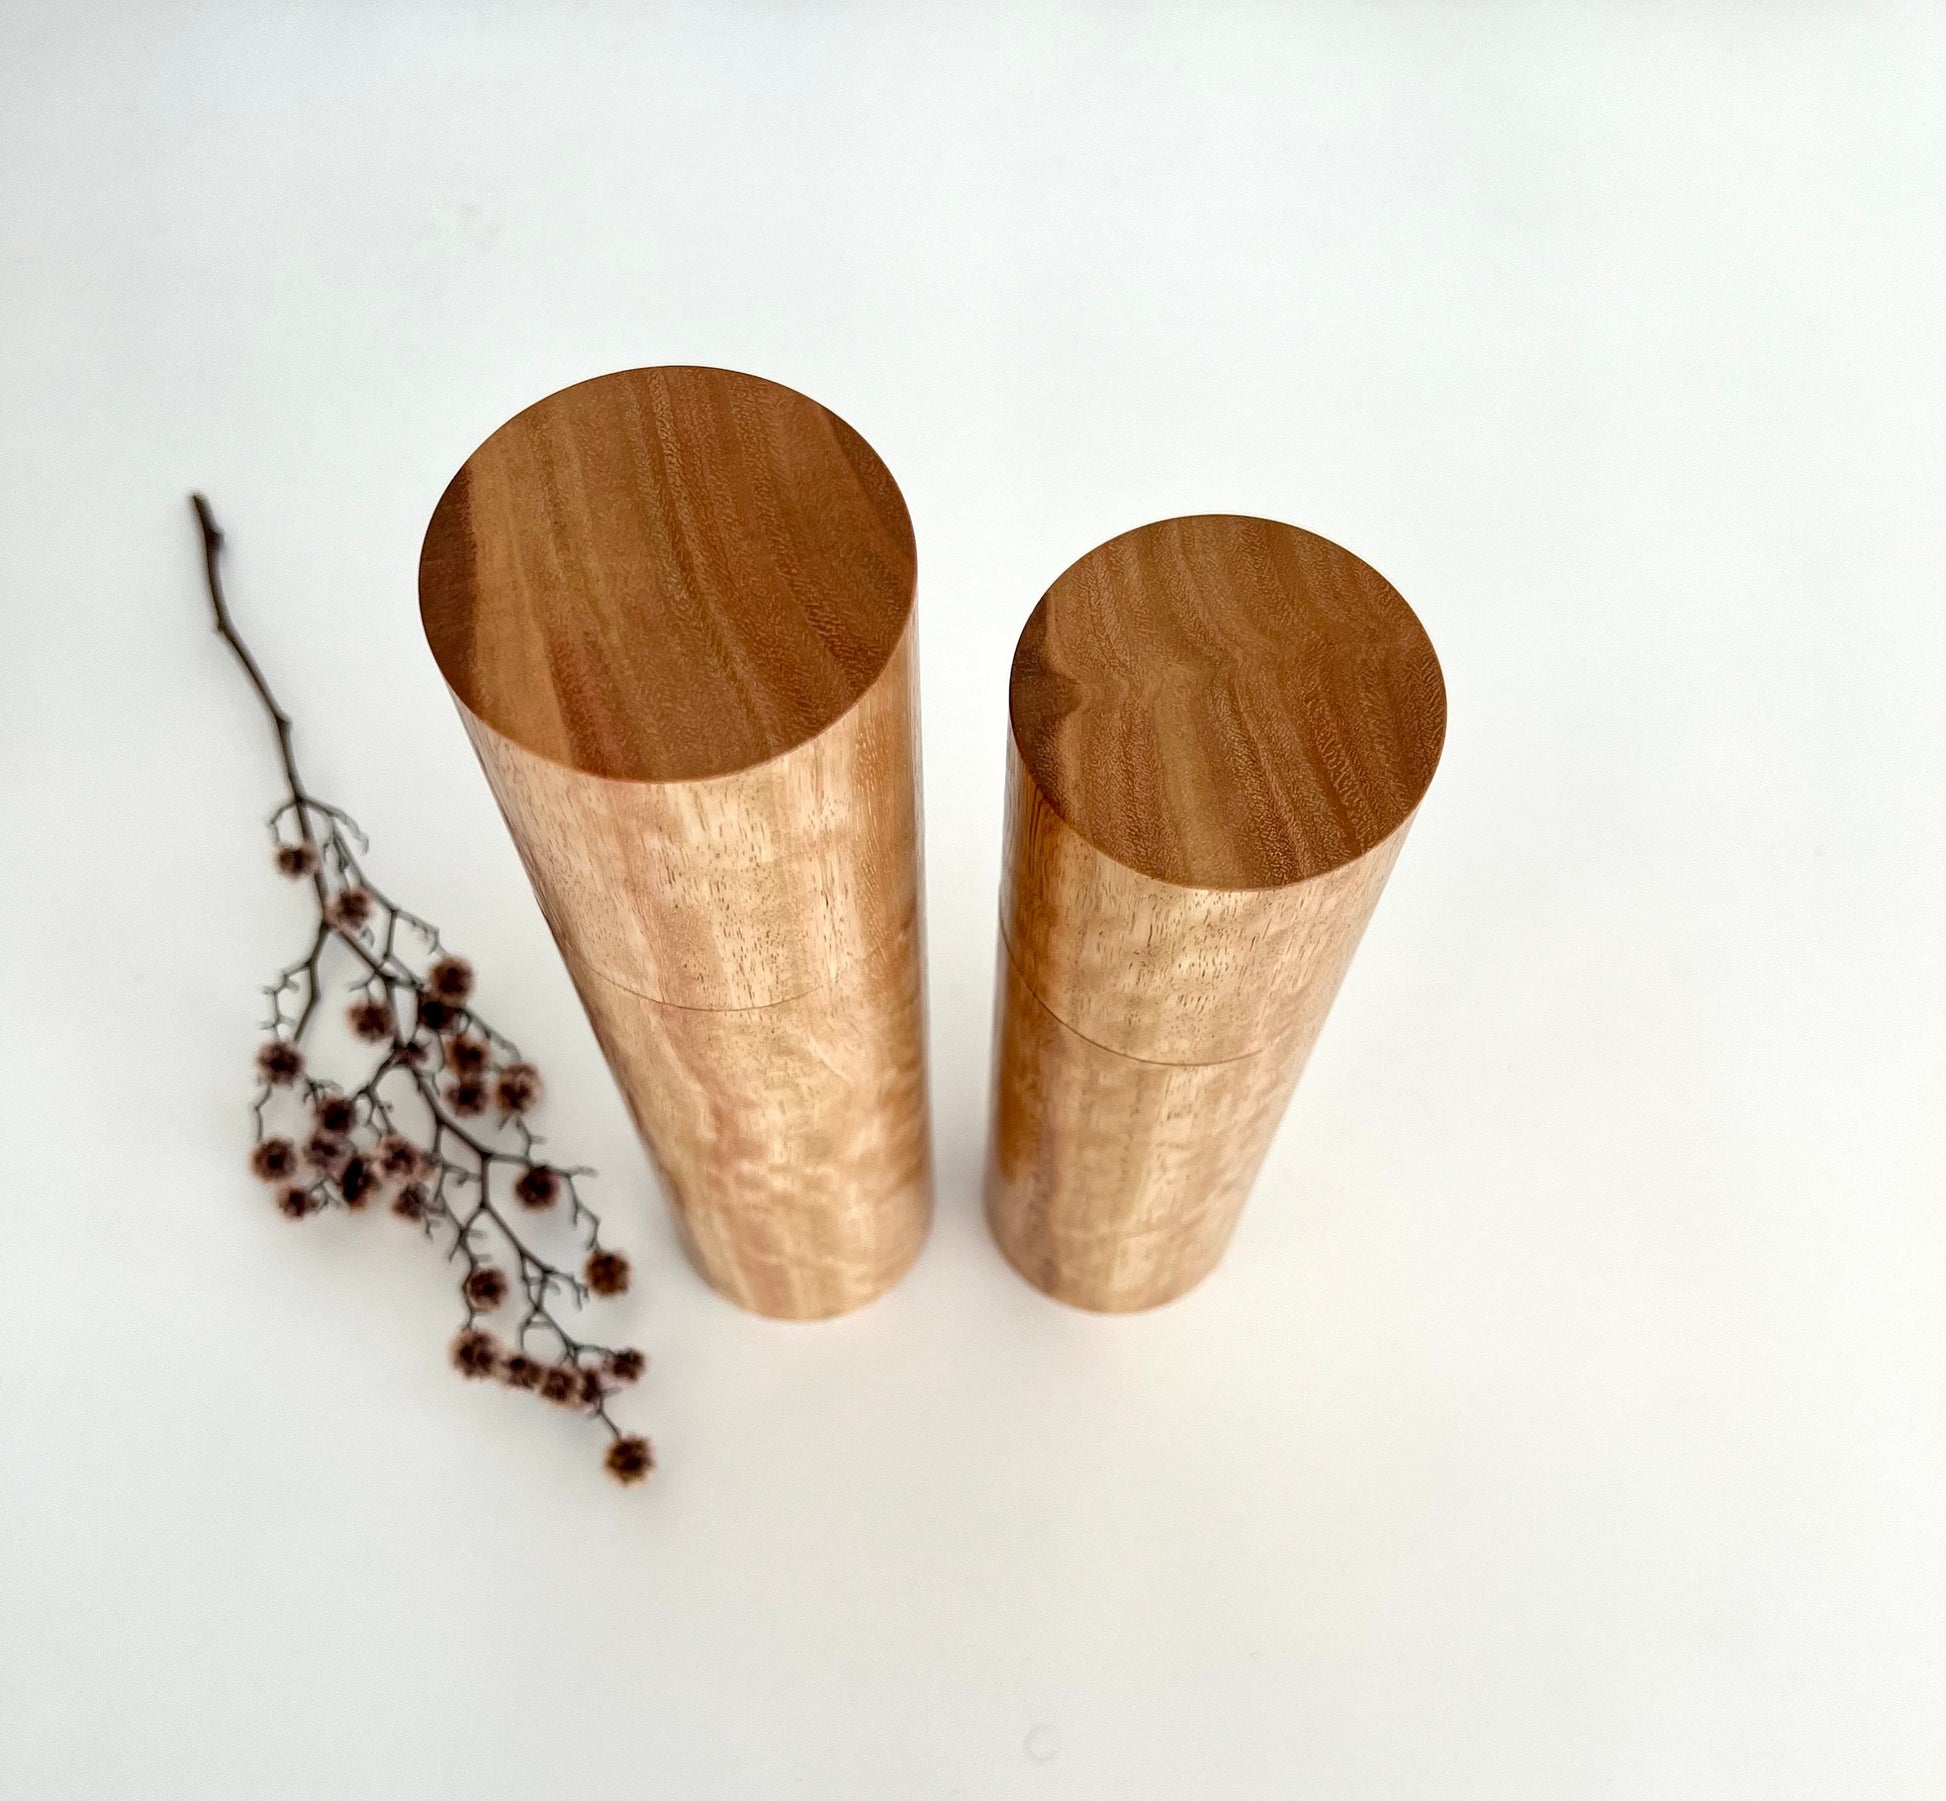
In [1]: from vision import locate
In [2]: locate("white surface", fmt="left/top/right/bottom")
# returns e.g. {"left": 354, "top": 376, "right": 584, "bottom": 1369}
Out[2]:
{"left": 2, "top": 4, "right": 1943, "bottom": 1795}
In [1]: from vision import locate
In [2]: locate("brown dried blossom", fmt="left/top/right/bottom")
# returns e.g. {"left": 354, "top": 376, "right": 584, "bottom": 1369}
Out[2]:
{"left": 501, "top": 1353, "right": 542, "bottom": 1391}
{"left": 415, "top": 996, "right": 456, "bottom": 1034}
{"left": 374, "top": 1133, "right": 422, "bottom": 1180}
{"left": 514, "top": 1165, "right": 560, "bottom": 1210}
{"left": 347, "top": 996, "right": 394, "bottom": 1042}
{"left": 463, "top": 1265, "right": 508, "bottom": 1311}
{"left": 338, "top": 1156, "right": 377, "bottom": 1208}
{"left": 303, "top": 1132, "right": 348, "bottom": 1174}
{"left": 200, "top": 494, "right": 648, "bottom": 1486}
{"left": 250, "top": 1137, "right": 298, "bottom": 1182}
{"left": 452, "top": 1329, "right": 501, "bottom": 1380}
{"left": 607, "top": 1348, "right": 645, "bottom": 1384}
{"left": 495, "top": 1062, "right": 542, "bottom": 1115}
{"left": 328, "top": 886, "right": 374, "bottom": 931}
{"left": 428, "top": 956, "right": 475, "bottom": 1004}
{"left": 585, "top": 1250, "right": 631, "bottom": 1298}
{"left": 605, "top": 1437, "right": 654, "bottom": 1485}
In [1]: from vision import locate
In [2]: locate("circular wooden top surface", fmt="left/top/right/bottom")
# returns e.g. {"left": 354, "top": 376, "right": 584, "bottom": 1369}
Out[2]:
{"left": 420, "top": 367, "right": 916, "bottom": 782}
{"left": 1010, "top": 516, "right": 1445, "bottom": 890}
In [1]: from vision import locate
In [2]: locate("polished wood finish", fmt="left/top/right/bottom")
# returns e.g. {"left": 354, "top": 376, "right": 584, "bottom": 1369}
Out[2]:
{"left": 988, "top": 515, "right": 1444, "bottom": 1312}
{"left": 447, "top": 626, "right": 919, "bottom": 1013}
{"left": 422, "top": 367, "right": 930, "bottom": 1319}
{"left": 574, "top": 913, "right": 929, "bottom": 1319}
{"left": 422, "top": 367, "right": 914, "bottom": 785}
{"left": 988, "top": 929, "right": 1309, "bottom": 1311}
{"left": 1000, "top": 740, "right": 1411, "bottom": 1065}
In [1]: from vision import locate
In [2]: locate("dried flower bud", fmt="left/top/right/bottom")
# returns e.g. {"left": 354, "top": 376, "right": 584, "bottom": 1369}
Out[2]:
{"left": 314, "top": 1094, "right": 357, "bottom": 1136}
{"left": 328, "top": 887, "right": 374, "bottom": 931}
{"left": 606, "top": 1348, "right": 646, "bottom": 1384}
{"left": 539, "top": 1365, "right": 580, "bottom": 1406}
{"left": 445, "top": 1035, "right": 489, "bottom": 1076}
{"left": 338, "top": 1157, "right": 376, "bottom": 1208}
{"left": 415, "top": 996, "right": 455, "bottom": 1034}
{"left": 501, "top": 1353, "right": 542, "bottom": 1391}
{"left": 451, "top": 1329, "right": 501, "bottom": 1380}
{"left": 585, "top": 1250, "right": 631, "bottom": 1298}
{"left": 463, "top": 1266, "right": 507, "bottom": 1311}
{"left": 428, "top": 956, "right": 475, "bottom": 1004}
{"left": 578, "top": 1365, "right": 608, "bottom": 1407}
{"left": 391, "top": 1181, "right": 430, "bottom": 1222}
{"left": 446, "top": 1077, "right": 488, "bottom": 1118}
{"left": 495, "top": 1062, "right": 542, "bottom": 1115}
{"left": 347, "top": 996, "right": 394, "bottom": 1042}
{"left": 276, "top": 1185, "right": 316, "bottom": 1220}
{"left": 250, "top": 1137, "right": 298, "bottom": 1182}
{"left": 304, "top": 1132, "right": 349, "bottom": 1174}
{"left": 374, "top": 1134, "right": 422, "bottom": 1180}
{"left": 256, "top": 1040, "right": 304, "bottom": 1086}
{"left": 274, "top": 841, "right": 318, "bottom": 879}
{"left": 397, "top": 1037, "right": 431, "bottom": 1069}
{"left": 605, "top": 1436, "right": 654, "bottom": 1485}
{"left": 514, "top": 1165, "right": 560, "bottom": 1210}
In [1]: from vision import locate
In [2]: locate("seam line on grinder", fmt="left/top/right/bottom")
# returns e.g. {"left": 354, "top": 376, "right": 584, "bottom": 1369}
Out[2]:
{"left": 994, "top": 916, "right": 1282, "bottom": 1074}
{"left": 574, "top": 906, "right": 923, "bottom": 1016}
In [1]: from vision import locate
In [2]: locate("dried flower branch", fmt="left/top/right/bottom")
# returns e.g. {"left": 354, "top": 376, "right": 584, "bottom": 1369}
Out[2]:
{"left": 192, "top": 493, "right": 651, "bottom": 1486}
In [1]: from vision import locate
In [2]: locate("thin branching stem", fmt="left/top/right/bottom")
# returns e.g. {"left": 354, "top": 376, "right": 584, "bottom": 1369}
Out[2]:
{"left": 194, "top": 494, "right": 651, "bottom": 1484}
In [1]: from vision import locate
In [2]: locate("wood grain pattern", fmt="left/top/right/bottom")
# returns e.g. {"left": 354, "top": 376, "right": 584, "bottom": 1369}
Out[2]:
{"left": 571, "top": 915, "right": 930, "bottom": 1320}
{"left": 1010, "top": 514, "right": 1444, "bottom": 890}
{"left": 422, "top": 366, "right": 914, "bottom": 784}
{"left": 986, "top": 934, "right": 1308, "bottom": 1313}
{"left": 988, "top": 516, "right": 1444, "bottom": 1313}
{"left": 1001, "top": 739, "right": 1409, "bottom": 1065}
{"left": 421, "top": 367, "right": 931, "bottom": 1319}
{"left": 450, "top": 627, "right": 919, "bottom": 1013}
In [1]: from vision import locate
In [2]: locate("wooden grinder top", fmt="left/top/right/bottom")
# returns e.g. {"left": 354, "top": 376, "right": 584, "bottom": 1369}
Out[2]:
{"left": 420, "top": 367, "right": 917, "bottom": 784}
{"left": 1010, "top": 515, "right": 1446, "bottom": 891}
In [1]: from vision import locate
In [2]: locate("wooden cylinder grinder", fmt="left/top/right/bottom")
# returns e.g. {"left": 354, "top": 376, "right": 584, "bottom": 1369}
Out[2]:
{"left": 421, "top": 367, "right": 932, "bottom": 1321}
{"left": 986, "top": 514, "right": 1445, "bottom": 1312}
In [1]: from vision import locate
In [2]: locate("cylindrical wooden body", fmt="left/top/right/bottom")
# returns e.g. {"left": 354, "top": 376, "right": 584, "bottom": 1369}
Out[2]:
{"left": 987, "top": 515, "right": 1445, "bottom": 1312}
{"left": 420, "top": 367, "right": 931, "bottom": 1319}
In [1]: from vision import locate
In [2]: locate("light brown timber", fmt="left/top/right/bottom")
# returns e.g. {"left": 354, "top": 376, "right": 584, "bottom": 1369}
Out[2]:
{"left": 421, "top": 366, "right": 931, "bottom": 1319}
{"left": 987, "top": 515, "right": 1445, "bottom": 1313}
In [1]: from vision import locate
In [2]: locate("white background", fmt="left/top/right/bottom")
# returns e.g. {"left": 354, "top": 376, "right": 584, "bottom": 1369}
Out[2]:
{"left": 3, "top": 4, "right": 1942, "bottom": 1795}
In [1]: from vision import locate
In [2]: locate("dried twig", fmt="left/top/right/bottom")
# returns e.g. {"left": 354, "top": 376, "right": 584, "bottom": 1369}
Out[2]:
{"left": 194, "top": 494, "right": 651, "bottom": 1486}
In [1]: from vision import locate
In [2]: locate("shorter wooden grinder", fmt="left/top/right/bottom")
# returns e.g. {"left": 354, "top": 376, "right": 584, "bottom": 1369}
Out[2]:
{"left": 988, "top": 515, "right": 1446, "bottom": 1312}
{"left": 420, "top": 368, "right": 931, "bottom": 1320}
